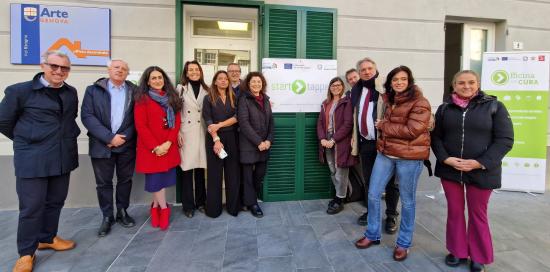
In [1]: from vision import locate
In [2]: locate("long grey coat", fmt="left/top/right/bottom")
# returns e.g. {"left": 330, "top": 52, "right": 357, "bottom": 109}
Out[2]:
{"left": 177, "top": 83, "right": 207, "bottom": 170}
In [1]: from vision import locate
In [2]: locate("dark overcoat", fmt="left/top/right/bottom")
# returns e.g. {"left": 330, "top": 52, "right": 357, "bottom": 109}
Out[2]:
{"left": 0, "top": 73, "right": 80, "bottom": 178}
{"left": 237, "top": 91, "right": 274, "bottom": 164}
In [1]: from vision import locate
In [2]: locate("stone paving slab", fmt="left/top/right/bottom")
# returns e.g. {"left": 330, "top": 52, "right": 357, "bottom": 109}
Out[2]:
{"left": 1, "top": 182, "right": 550, "bottom": 272}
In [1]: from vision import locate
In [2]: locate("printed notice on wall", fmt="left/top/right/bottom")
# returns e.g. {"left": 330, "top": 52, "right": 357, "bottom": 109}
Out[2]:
{"left": 482, "top": 52, "right": 550, "bottom": 193}
{"left": 10, "top": 3, "right": 111, "bottom": 66}
{"left": 262, "top": 58, "right": 337, "bottom": 112}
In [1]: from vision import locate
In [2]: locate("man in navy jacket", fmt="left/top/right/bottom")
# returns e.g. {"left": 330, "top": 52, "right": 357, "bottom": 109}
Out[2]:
{"left": 0, "top": 50, "right": 80, "bottom": 272}
{"left": 81, "top": 59, "right": 137, "bottom": 237}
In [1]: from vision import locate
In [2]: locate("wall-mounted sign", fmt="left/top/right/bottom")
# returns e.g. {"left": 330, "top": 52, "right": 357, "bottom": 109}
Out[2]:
{"left": 482, "top": 51, "right": 550, "bottom": 193}
{"left": 10, "top": 3, "right": 111, "bottom": 66}
{"left": 262, "top": 58, "right": 337, "bottom": 112}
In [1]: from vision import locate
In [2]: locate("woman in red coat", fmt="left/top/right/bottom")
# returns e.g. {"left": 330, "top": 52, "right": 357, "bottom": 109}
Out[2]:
{"left": 134, "top": 66, "right": 182, "bottom": 231}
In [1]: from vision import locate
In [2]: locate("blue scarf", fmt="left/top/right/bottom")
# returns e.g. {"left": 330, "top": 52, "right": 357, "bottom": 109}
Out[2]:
{"left": 148, "top": 89, "right": 175, "bottom": 129}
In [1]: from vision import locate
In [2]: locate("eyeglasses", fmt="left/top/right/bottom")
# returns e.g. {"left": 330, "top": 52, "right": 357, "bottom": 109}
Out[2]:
{"left": 227, "top": 70, "right": 241, "bottom": 73}
{"left": 330, "top": 84, "right": 343, "bottom": 88}
{"left": 44, "top": 63, "right": 71, "bottom": 72}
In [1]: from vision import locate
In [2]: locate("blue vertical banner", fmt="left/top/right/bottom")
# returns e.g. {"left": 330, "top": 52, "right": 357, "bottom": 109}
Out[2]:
{"left": 20, "top": 4, "right": 40, "bottom": 64}
{"left": 10, "top": 3, "right": 111, "bottom": 66}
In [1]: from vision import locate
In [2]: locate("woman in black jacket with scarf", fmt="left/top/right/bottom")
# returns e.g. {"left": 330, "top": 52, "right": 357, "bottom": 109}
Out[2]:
{"left": 237, "top": 72, "right": 274, "bottom": 218}
{"left": 431, "top": 70, "right": 513, "bottom": 272}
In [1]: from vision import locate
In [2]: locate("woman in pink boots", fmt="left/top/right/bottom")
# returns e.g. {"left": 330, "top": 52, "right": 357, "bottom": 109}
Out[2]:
{"left": 134, "top": 66, "right": 182, "bottom": 230}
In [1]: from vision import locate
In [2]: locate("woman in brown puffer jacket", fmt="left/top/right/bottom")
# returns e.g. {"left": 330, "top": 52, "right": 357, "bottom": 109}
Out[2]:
{"left": 354, "top": 65, "right": 431, "bottom": 262}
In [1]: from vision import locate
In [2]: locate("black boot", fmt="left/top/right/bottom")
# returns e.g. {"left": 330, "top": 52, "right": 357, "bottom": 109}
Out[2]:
{"left": 197, "top": 205, "right": 206, "bottom": 213}
{"left": 385, "top": 216, "right": 398, "bottom": 234}
{"left": 470, "top": 261, "right": 485, "bottom": 272}
{"left": 327, "top": 197, "right": 344, "bottom": 215}
{"left": 116, "top": 208, "right": 136, "bottom": 228}
{"left": 357, "top": 212, "right": 368, "bottom": 226}
{"left": 98, "top": 216, "right": 114, "bottom": 237}
{"left": 445, "top": 253, "right": 467, "bottom": 267}
{"left": 249, "top": 204, "right": 264, "bottom": 218}
{"left": 182, "top": 207, "right": 194, "bottom": 218}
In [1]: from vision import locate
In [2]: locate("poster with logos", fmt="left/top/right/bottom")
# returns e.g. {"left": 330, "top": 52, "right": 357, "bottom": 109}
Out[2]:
{"left": 262, "top": 58, "right": 337, "bottom": 112}
{"left": 10, "top": 3, "right": 110, "bottom": 66}
{"left": 482, "top": 52, "right": 550, "bottom": 193}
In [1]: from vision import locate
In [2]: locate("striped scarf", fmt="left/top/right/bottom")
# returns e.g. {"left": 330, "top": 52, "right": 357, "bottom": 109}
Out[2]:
{"left": 148, "top": 89, "right": 175, "bottom": 128}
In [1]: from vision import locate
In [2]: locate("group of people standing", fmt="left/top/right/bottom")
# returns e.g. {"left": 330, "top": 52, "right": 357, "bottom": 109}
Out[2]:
{"left": 0, "top": 51, "right": 513, "bottom": 272}
{"left": 316, "top": 58, "right": 513, "bottom": 272}
{"left": 175, "top": 62, "right": 274, "bottom": 220}
{"left": 116, "top": 60, "right": 275, "bottom": 230}
{"left": 0, "top": 51, "right": 274, "bottom": 272}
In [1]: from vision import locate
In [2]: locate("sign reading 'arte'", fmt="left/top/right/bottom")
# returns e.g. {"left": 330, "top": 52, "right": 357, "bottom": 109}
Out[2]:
{"left": 10, "top": 3, "right": 111, "bottom": 66}
{"left": 262, "top": 58, "right": 338, "bottom": 112}
{"left": 482, "top": 52, "right": 550, "bottom": 193}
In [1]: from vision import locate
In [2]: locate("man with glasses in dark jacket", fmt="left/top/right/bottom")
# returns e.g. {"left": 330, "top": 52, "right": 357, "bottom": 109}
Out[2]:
{"left": 81, "top": 59, "right": 137, "bottom": 237}
{"left": 0, "top": 50, "right": 80, "bottom": 272}
{"left": 227, "top": 62, "right": 242, "bottom": 97}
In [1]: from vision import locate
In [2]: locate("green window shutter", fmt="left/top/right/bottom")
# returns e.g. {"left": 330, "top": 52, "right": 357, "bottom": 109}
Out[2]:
{"left": 266, "top": 8, "right": 298, "bottom": 58}
{"left": 303, "top": 113, "right": 332, "bottom": 199}
{"left": 305, "top": 11, "right": 334, "bottom": 59}
{"left": 264, "top": 113, "right": 299, "bottom": 201}
{"left": 262, "top": 5, "right": 337, "bottom": 202}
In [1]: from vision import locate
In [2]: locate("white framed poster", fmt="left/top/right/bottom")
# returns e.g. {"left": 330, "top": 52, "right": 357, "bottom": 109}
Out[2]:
{"left": 262, "top": 58, "right": 337, "bottom": 112}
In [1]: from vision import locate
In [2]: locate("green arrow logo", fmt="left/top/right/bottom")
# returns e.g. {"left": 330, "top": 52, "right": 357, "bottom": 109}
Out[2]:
{"left": 291, "top": 80, "right": 306, "bottom": 94}
{"left": 491, "top": 70, "right": 509, "bottom": 85}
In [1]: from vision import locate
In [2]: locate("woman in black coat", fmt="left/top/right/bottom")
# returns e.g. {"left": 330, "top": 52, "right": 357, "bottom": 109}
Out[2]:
{"left": 202, "top": 70, "right": 240, "bottom": 218}
{"left": 431, "top": 70, "right": 513, "bottom": 272}
{"left": 237, "top": 72, "right": 274, "bottom": 218}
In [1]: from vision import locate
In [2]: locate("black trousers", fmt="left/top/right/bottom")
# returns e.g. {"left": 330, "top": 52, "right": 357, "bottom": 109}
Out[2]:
{"left": 91, "top": 150, "right": 135, "bottom": 218}
{"left": 205, "top": 130, "right": 240, "bottom": 217}
{"left": 181, "top": 168, "right": 206, "bottom": 211}
{"left": 242, "top": 161, "right": 267, "bottom": 206}
{"left": 359, "top": 138, "right": 400, "bottom": 218}
{"left": 16, "top": 173, "right": 70, "bottom": 256}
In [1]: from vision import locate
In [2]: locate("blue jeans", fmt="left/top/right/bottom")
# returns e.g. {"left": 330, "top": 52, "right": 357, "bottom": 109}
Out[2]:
{"left": 364, "top": 153, "right": 423, "bottom": 249}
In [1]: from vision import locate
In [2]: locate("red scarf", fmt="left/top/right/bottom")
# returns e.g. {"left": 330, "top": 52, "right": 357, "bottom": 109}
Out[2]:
{"left": 254, "top": 93, "right": 264, "bottom": 111}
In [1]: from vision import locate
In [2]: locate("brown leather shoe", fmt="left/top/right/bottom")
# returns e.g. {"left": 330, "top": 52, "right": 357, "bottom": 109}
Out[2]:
{"left": 12, "top": 255, "right": 34, "bottom": 272}
{"left": 393, "top": 246, "right": 409, "bottom": 261}
{"left": 37, "top": 236, "right": 75, "bottom": 251}
{"left": 354, "top": 237, "right": 380, "bottom": 249}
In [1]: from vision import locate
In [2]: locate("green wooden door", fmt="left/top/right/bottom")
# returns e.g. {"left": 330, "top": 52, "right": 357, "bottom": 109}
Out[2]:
{"left": 262, "top": 5, "right": 337, "bottom": 201}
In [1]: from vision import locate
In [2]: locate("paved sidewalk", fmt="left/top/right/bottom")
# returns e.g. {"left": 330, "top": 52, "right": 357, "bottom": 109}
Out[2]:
{"left": 1, "top": 178, "right": 549, "bottom": 272}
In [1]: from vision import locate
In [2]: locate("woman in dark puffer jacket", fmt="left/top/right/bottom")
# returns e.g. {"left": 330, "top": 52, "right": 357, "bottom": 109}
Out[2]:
{"left": 431, "top": 70, "right": 513, "bottom": 272}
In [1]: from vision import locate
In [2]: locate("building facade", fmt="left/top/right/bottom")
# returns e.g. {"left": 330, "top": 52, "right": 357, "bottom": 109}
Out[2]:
{"left": 1, "top": 0, "right": 550, "bottom": 208}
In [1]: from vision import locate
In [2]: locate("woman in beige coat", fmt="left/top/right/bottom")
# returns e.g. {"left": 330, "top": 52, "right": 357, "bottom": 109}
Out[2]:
{"left": 177, "top": 60, "right": 208, "bottom": 218}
